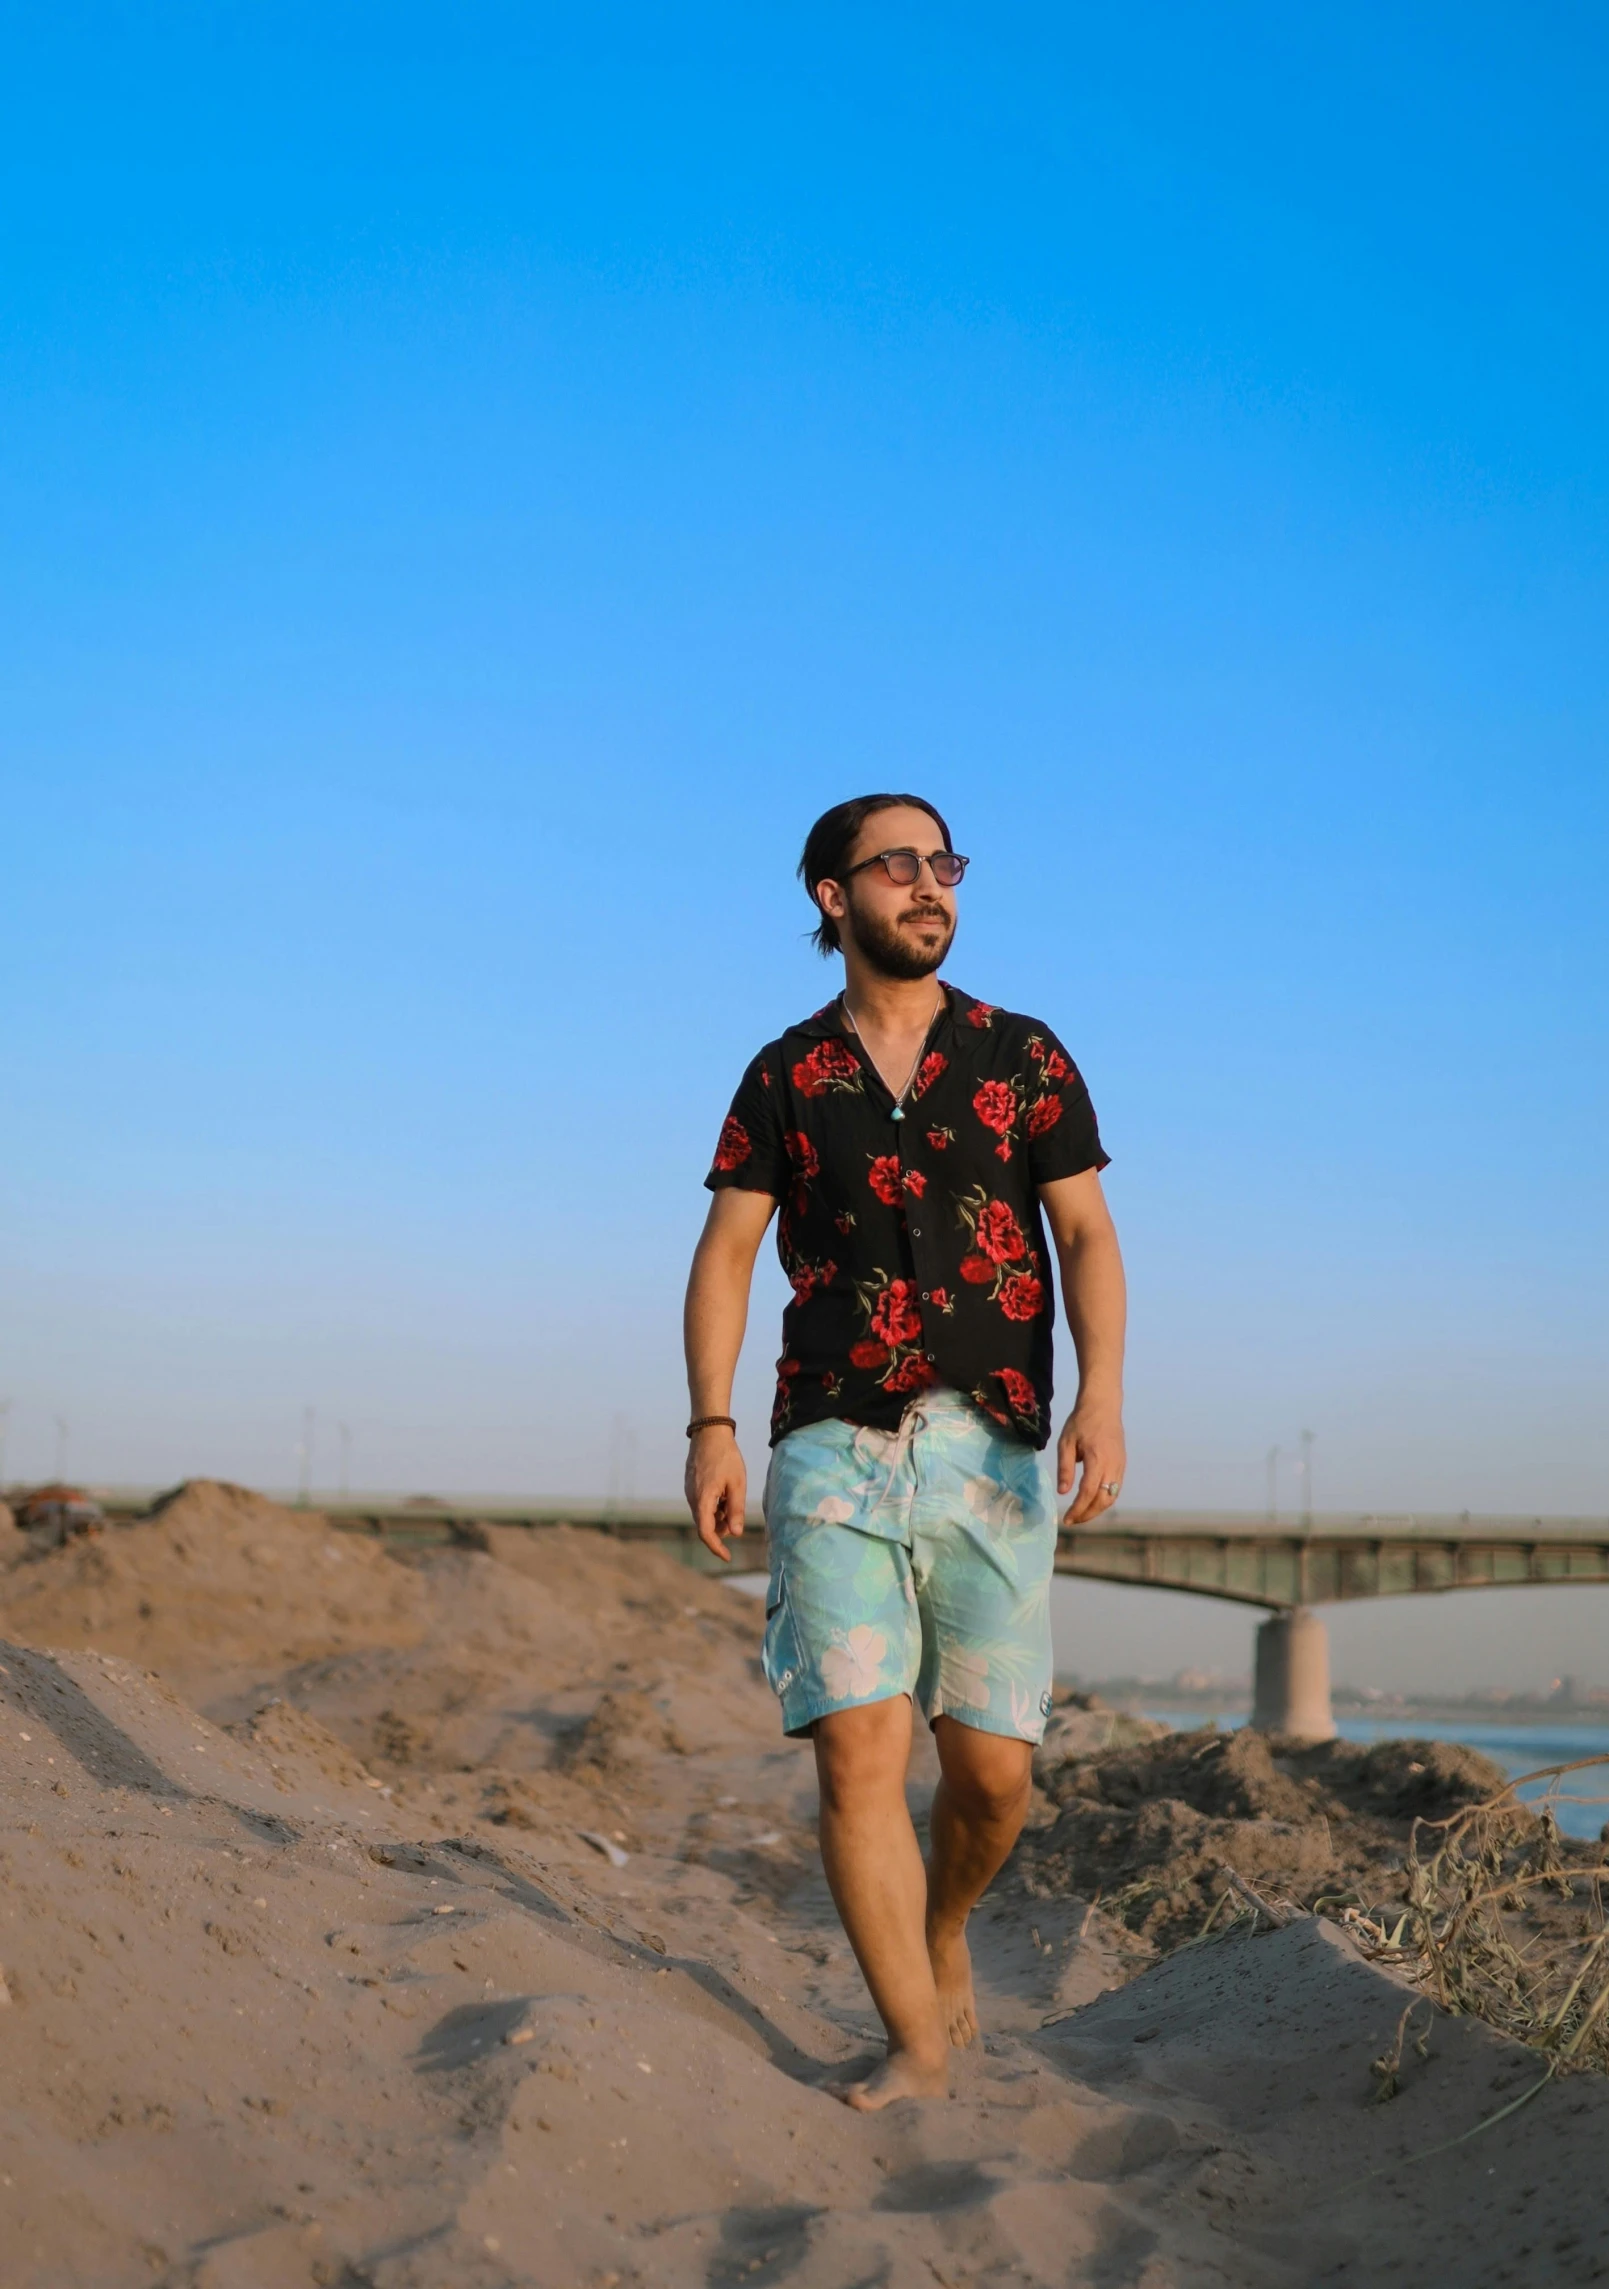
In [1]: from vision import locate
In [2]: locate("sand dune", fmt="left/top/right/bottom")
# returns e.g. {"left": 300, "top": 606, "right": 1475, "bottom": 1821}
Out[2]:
{"left": 3, "top": 1485, "right": 1607, "bottom": 2285}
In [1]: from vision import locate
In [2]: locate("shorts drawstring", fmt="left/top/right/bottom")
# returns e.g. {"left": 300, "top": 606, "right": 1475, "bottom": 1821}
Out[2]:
{"left": 853, "top": 1399, "right": 932, "bottom": 1519}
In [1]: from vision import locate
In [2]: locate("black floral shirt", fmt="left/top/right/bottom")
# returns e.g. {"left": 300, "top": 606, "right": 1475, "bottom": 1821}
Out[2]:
{"left": 705, "top": 984, "right": 1109, "bottom": 1449}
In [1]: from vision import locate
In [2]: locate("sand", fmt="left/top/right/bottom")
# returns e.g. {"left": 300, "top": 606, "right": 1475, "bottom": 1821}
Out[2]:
{"left": 3, "top": 1482, "right": 1608, "bottom": 2286}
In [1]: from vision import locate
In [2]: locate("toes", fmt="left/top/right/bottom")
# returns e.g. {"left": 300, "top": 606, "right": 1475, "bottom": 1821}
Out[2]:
{"left": 943, "top": 1999, "right": 977, "bottom": 2048}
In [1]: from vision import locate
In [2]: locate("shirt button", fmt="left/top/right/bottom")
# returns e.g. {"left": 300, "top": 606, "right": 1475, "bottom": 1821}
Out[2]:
{"left": 921, "top": 1291, "right": 930, "bottom": 1301}
{"left": 911, "top": 1227, "right": 921, "bottom": 1238}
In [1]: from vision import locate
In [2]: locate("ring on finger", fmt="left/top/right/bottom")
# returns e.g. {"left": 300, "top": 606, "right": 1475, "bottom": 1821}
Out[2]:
{"left": 1101, "top": 1480, "right": 1121, "bottom": 1497}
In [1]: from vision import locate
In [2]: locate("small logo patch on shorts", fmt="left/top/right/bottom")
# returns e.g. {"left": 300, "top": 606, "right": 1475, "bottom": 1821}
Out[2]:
{"left": 1039, "top": 1689, "right": 1053, "bottom": 1716}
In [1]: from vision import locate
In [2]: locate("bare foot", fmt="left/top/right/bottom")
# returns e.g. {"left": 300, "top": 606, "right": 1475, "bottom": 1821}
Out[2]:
{"left": 831, "top": 2045, "right": 950, "bottom": 2112}
{"left": 927, "top": 1923, "right": 978, "bottom": 2048}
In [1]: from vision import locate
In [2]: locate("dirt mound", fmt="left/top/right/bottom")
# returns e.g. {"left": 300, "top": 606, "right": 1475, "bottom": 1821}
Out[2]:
{"left": 0, "top": 1478, "right": 426, "bottom": 1692}
{"left": 1330, "top": 1735, "right": 1510, "bottom": 1819}
{"left": 1018, "top": 1723, "right": 1517, "bottom": 1949}
{"left": 1032, "top": 1695, "right": 1166, "bottom": 1774}
{"left": 1070, "top": 1723, "right": 1318, "bottom": 1822}
{"left": 235, "top": 1698, "right": 392, "bottom": 1796}
{"left": 247, "top": 1531, "right": 768, "bottom": 1827}
{"left": 560, "top": 1686, "right": 688, "bottom": 1782}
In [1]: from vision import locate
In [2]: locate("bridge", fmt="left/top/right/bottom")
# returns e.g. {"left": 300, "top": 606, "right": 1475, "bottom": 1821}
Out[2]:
{"left": 1054, "top": 1509, "right": 1609, "bottom": 1740}
{"left": 284, "top": 1496, "right": 1609, "bottom": 1743}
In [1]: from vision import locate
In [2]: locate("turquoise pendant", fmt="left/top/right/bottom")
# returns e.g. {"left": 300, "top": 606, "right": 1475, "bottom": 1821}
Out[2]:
{"left": 890, "top": 1105, "right": 905, "bottom": 1122}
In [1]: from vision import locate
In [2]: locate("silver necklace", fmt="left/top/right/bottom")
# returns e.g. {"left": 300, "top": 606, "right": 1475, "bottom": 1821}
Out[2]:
{"left": 841, "top": 990, "right": 944, "bottom": 1122}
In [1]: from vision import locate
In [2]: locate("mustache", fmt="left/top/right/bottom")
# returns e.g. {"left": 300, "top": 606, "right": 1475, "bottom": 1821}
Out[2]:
{"left": 897, "top": 905, "right": 951, "bottom": 927}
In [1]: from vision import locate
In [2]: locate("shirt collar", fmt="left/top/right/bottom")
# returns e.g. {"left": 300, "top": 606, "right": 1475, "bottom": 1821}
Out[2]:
{"left": 790, "top": 981, "right": 983, "bottom": 1043}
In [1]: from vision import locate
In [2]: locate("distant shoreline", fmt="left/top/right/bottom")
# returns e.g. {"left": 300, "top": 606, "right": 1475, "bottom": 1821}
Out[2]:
{"left": 1073, "top": 1683, "right": 1609, "bottom": 1726}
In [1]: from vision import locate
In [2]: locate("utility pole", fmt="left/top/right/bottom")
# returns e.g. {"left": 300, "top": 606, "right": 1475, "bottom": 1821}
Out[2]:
{"left": 1298, "top": 1428, "right": 1315, "bottom": 1530}
{"left": 53, "top": 1415, "right": 69, "bottom": 1483}
{"left": 297, "top": 1407, "right": 315, "bottom": 1506}
{"left": 337, "top": 1422, "right": 351, "bottom": 1500}
{"left": 1265, "top": 1445, "right": 1281, "bottom": 1524}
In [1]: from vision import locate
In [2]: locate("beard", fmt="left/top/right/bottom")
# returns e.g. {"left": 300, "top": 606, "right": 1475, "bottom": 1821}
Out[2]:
{"left": 845, "top": 895, "right": 956, "bottom": 980}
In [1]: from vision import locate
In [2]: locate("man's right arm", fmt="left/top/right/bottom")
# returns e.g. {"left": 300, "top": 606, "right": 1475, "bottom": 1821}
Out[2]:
{"left": 683, "top": 1185, "right": 778, "bottom": 1561}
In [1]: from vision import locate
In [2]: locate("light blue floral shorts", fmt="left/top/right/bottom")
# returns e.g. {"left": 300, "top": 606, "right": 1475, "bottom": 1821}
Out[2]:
{"left": 760, "top": 1389, "right": 1058, "bottom": 1743}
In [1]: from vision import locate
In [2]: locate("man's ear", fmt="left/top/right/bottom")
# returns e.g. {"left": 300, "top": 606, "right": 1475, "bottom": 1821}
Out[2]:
{"left": 815, "top": 877, "right": 848, "bottom": 924}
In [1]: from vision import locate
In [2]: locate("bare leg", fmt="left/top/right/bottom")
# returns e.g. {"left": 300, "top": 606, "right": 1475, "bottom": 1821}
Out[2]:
{"left": 925, "top": 1718, "right": 1033, "bottom": 2048}
{"left": 813, "top": 1697, "right": 950, "bottom": 2110}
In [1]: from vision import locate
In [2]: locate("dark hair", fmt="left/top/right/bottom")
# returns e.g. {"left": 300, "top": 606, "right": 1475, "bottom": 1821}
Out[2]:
{"left": 798, "top": 793, "right": 954, "bottom": 956}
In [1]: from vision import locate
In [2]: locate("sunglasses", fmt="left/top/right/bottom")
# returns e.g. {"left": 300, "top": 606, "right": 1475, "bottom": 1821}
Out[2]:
{"left": 841, "top": 847, "right": 971, "bottom": 889}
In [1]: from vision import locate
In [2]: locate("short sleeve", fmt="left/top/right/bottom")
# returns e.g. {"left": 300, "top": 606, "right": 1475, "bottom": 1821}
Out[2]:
{"left": 704, "top": 1048, "right": 790, "bottom": 1197}
{"left": 1022, "top": 1026, "right": 1110, "bottom": 1186}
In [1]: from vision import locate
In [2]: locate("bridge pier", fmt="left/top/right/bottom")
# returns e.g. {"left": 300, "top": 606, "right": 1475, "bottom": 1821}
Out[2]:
{"left": 1251, "top": 1606, "right": 1335, "bottom": 1740}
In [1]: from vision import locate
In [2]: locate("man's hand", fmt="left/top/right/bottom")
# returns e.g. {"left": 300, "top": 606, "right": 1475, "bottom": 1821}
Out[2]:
{"left": 1056, "top": 1398, "right": 1126, "bottom": 1526}
{"left": 1040, "top": 1169, "right": 1126, "bottom": 1528}
{"left": 686, "top": 1426, "right": 749, "bottom": 1562}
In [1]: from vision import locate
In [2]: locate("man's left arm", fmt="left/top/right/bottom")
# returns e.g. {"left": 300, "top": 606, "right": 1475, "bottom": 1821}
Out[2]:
{"left": 1039, "top": 1169, "right": 1127, "bottom": 1524}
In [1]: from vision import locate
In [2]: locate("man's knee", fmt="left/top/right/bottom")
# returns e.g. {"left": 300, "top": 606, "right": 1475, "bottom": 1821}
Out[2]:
{"left": 813, "top": 1697, "right": 911, "bottom": 1810}
{"left": 935, "top": 1724, "right": 1033, "bottom": 1825}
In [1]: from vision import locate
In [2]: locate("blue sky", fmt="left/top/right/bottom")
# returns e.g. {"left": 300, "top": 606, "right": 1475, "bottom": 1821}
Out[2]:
{"left": 3, "top": 5, "right": 1606, "bottom": 1676}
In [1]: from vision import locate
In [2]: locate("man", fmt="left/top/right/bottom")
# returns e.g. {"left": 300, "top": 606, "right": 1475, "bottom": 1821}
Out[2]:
{"left": 683, "top": 793, "right": 1126, "bottom": 2110}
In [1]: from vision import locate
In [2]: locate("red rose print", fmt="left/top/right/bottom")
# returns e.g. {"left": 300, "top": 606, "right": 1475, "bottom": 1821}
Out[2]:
{"left": 1045, "top": 1049, "right": 1070, "bottom": 1082}
{"left": 966, "top": 1002, "right": 997, "bottom": 1028}
{"left": 867, "top": 1155, "right": 904, "bottom": 1206}
{"left": 975, "top": 1199, "right": 1026, "bottom": 1263}
{"left": 835, "top": 1210, "right": 856, "bottom": 1235}
{"left": 785, "top": 1131, "right": 820, "bottom": 1178}
{"left": 926, "top": 1127, "right": 951, "bottom": 1151}
{"left": 788, "top": 1257, "right": 837, "bottom": 1303}
{"left": 870, "top": 1279, "right": 922, "bottom": 1346}
{"left": 929, "top": 1286, "right": 950, "bottom": 1311}
{"left": 1026, "top": 1094, "right": 1062, "bottom": 1139}
{"left": 778, "top": 1355, "right": 802, "bottom": 1378}
{"left": 849, "top": 1337, "right": 891, "bottom": 1370}
{"left": 713, "top": 1116, "right": 751, "bottom": 1171}
{"left": 998, "top": 1272, "right": 1044, "bottom": 1322}
{"left": 994, "top": 1139, "right": 1013, "bottom": 1163}
{"left": 911, "top": 1051, "right": 948, "bottom": 1099}
{"left": 996, "top": 1366, "right": 1038, "bottom": 1414}
{"left": 1028, "top": 1037, "right": 1045, "bottom": 1063}
{"left": 792, "top": 1038, "right": 862, "bottom": 1097}
{"left": 959, "top": 1253, "right": 995, "bottom": 1285}
{"left": 972, "top": 1079, "right": 1017, "bottom": 1136}
{"left": 902, "top": 1169, "right": 927, "bottom": 1200}
{"left": 881, "top": 1351, "right": 934, "bottom": 1396}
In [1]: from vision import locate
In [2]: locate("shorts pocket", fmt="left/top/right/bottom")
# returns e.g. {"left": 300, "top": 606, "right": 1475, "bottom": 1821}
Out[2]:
{"left": 761, "top": 1564, "right": 803, "bottom": 1702}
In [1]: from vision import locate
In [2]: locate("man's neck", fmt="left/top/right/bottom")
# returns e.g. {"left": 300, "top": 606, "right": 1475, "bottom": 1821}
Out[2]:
{"left": 839, "top": 954, "right": 947, "bottom": 1040}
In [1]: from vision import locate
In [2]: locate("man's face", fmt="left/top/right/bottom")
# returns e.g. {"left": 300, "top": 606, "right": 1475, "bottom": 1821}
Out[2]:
{"left": 824, "top": 803, "right": 958, "bottom": 980}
